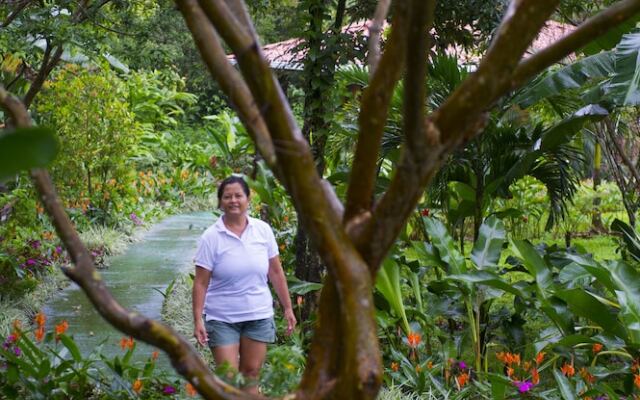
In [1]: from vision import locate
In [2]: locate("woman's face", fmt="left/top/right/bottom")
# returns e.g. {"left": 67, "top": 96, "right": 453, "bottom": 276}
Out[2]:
{"left": 220, "top": 182, "right": 249, "bottom": 217}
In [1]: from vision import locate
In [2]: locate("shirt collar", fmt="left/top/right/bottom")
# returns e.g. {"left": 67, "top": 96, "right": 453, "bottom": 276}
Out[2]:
{"left": 214, "top": 215, "right": 254, "bottom": 232}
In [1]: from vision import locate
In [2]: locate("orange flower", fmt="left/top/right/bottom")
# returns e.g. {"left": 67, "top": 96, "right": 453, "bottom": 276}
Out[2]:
{"left": 497, "top": 351, "right": 521, "bottom": 366}
{"left": 390, "top": 362, "right": 399, "bottom": 372}
{"left": 456, "top": 372, "right": 469, "bottom": 388}
{"left": 120, "top": 336, "right": 135, "bottom": 351}
{"left": 535, "top": 352, "right": 545, "bottom": 365}
{"left": 507, "top": 366, "right": 515, "bottom": 377}
{"left": 580, "top": 367, "right": 596, "bottom": 384}
{"left": 561, "top": 362, "right": 575, "bottom": 377}
{"left": 55, "top": 320, "right": 68, "bottom": 338}
{"left": 185, "top": 383, "right": 197, "bottom": 397}
{"left": 523, "top": 361, "right": 531, "bottom": 371}
{"left": 592, "top": 343, "right": 603, "bottom": 354}
{"left": 34, "top": 326, "right": 45, "bottom": 342}
{"left": 12, "top": 319, "right": 21, "bottom": 332}
{"left": 132, "top": 379, "right": 143, "bottom": 393}
{"left": 415, "top": 364, "right": 423, "bottom": 373}
{"left": 151, "top": 351, "right": 159, "bottom": 361}
{"left": 427, "top": 361, "right": 433, "bottom": 369}
{"left": 407, "top": 332, "right": 421, "bottom": 348}
{"left": 634, "top": 373, "right": 640, "bottom": 389}
{"left": 34, "top": 312, "right": 46, "bottom": 328}
{"left": 531, "top": 367, "right": 540, "bottom": 385}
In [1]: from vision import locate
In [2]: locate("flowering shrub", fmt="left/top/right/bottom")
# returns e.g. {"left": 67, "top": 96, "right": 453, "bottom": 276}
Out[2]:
{"left": 0, "top": 313, "right": 197, "bottom": 399}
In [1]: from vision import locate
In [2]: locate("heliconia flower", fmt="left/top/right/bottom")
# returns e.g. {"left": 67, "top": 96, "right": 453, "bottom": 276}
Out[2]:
{"left": 120, "top": 336, "right": 135, "bottom": 351}
{"left": 34, "top": 326, "right": 45, "bottom": 342}
{"left": 35, "top": 312, "right": 46, "bottom": 328}
{"left": 634, "top": 373, "right": 640, "bottom": 389}
{"left": 497, "top": 351, "right": 521, "bottom": 366}
{"left": 456, "top": 372, "right": 469, "bottom": 388}
{"left": 407, "top": 332, "right": 421, "bottom": 348}
{"left": 592, "top": 343, "right": 603, "bottom": 354}
{"left": 55, "top": 320, "right": 68, "bottom": 337}
{"left": 185, "top": 383, "right": 197, "bottom": 397}
{"left": 561, "top": 362, "right": 575, "bottom": 377}
{"left": 531, "top": 367, "right": 540, "bottom": 385}
{"left": 162, "top": 385, "right": 176, "bottom": 395}
{"left": 132, "top": 379, "right": 143, "bottom": 393}
{"left": 390, "top": 362, "right": 399, "bottom": 372}
{"left": 514, "top": 380, "right": 534, "bottom": 393}
{"left": 535, "top": 351, "right": 545, "bottom": 365}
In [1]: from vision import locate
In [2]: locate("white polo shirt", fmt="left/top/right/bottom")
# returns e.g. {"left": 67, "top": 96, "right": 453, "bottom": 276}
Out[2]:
{"left": 194, "top": 216, "right": 279, "bottom": 323}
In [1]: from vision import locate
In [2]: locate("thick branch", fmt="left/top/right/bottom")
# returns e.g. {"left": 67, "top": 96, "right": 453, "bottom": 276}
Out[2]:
{"left": 344, "top": 2, "right": 411, "bottom": 221}
{"left": 512, "top": 0, "right": 640, "bottom": 89}
{"left": 367, "top": 0, "right": 391, "bottom": 74}
{"left": 2, "top": 0, "right": 31, "bottom": 28}
{"left": 0, "top": 87, "right": 249, "bottom": 400}
{"left": 176, "top": 0, "right": 277, "bottom": 169}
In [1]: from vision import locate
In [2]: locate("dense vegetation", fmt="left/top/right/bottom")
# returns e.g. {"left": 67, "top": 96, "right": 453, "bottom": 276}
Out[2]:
{"left": 3, "top": 0, "right": 640, "bottom": 399}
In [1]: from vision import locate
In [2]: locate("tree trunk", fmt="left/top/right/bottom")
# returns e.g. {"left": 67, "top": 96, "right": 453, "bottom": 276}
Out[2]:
{"left": 591, "top": 142, "right": 605, "bottom": 232}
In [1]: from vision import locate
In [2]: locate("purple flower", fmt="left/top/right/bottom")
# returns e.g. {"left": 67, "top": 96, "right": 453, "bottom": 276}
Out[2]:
{"left": 162, "top": 385, "right": 176, "bottom": 395}
{"left": 130, "top": 213, "right": 143, "bottom": 226}
{"left": 458, "top": 361, "right": 467, "bottom": 370}
{"left": 514, "top": 380, "right": 534, "bottom": 393}
{"left": 55, "top": 246, "right": 63, "bottom": 254}
{"left": 13, "top": 347, "right": 21, "bottom": 357}
{"left": 26, "top": 259, "right": 37, "bottom": 266}
{"left": 30, "top": 240, "right": 41, "bottom": 249}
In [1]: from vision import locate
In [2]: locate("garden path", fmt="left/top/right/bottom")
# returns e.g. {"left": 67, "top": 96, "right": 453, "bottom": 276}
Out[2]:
{"left": 43, "top": 212, "right": 215, "bottom": 370}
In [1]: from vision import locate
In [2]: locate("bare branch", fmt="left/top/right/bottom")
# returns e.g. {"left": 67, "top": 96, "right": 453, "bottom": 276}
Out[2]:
{"left": 1, "top": 0, "right": 32, "bottom": 28}
{"left": 368, "top": 0, "right": 391, "bottom": 74}
{"left": 0, "top": 86, "right": 250, "bottom": 400}
{"left": 176, "top": 0, "right": 277, "bottom": 169}
{"left": 511, "top": 0, "right": 640, "bottom": 89}
{"left": 344, "top": 2, "right": 411, "bottom": 221}
{"left": 23, "top": 42, "right": 63, "bottom": 109}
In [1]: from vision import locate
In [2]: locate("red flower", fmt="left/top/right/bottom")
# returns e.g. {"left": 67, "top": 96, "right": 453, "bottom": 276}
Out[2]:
{"left": 420, "top": 208, "right": 430, "bottom": 217}
{"left": 561, "top": 362, "right": 575, "bottom": 377}
{"left": 407, "top": 332, "right": 421, "bottom": 348}
{"left": 390, "top": 362, "right": 399, "bottom": 372}
{"left": 592, "top": 343, "right": 603, "bottom": 354}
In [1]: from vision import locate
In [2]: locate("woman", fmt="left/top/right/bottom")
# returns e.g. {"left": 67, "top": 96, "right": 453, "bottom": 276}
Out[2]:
{"left": 192, "top": 176, "right": 296, "bottom": 394}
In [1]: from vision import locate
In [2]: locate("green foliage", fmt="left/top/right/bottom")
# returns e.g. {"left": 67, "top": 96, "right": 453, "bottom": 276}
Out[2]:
{"left": 36, "top": 64, "right": 141, "bottom": 225}
{"left": 0, "top": 322, "right": 192, "bottom": 399}
{"left": 0, "top": 127, "right": 59, "bottom": 180}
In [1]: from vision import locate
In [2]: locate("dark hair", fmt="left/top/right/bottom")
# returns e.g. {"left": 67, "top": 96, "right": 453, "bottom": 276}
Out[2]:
{"left": 217, "top": 176, "right": 250, "bottom": 202}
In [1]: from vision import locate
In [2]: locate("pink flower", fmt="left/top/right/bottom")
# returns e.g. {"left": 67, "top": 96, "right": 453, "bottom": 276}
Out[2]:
{"left": 514, "top": 380, "right": 534, "bottom": 393}
{"left": 162, "top": 385, "right": 176, "bottom": 395}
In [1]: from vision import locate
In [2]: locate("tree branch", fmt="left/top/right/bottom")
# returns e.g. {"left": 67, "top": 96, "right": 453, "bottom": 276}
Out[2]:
{"left": 23, "top": 41, "right": 63, "bottom": 109}
{"left": 367, "top": 0, "right": 391, "bottom": 74}
{"left": 192, "top": 1, "right": 383, "bottom": 397}
{"left": 0, "top": 86, "right": 251, "bottom": 400}
{"left": 511, "top": 0, "right": 640, "bottom": 89}
{"left": 176, "top": 0, "right": 277, "bottom": 169}
{"left": 1, "top": 0, "right": 32, "bottom": 28}
{"left": 344, "top": 2, "right": 411, "bottom": 222}
{"left": 355, "top": 0, "right": 559, "bottom": 270}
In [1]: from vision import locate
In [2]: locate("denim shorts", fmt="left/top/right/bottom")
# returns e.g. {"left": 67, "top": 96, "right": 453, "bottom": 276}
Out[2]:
{"left": 205, "top": 317, "right": 276, "bottom": 347}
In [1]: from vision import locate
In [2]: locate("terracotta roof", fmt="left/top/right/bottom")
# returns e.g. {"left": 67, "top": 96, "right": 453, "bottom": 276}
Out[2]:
{"left": 229, "top": 20, "right": 576, "bottom": 71}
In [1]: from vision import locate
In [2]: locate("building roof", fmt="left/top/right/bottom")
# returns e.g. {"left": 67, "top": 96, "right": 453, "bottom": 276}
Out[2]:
{"left": 229, "top": 20, "right": 576, "bottom": 71}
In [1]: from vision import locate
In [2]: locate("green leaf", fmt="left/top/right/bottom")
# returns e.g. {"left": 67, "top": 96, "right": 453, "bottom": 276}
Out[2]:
{"left": 0, "top": 127, "right": 59, "bottom": 179}
{"left": 447, "top": 270, "right": 528, "bottom": 299}
{"left": 487, "top": 373, "right": 510, "bottom": 400}
{"left": 515, "top": 51, "right": 615, "bottom": 108}
{"left": 608, "top": 29, "right": 640, "bottom": 105}
{"left": 611, "top": 218, "right": 640, "bottom": 262}
{"left": 59, "top": 334, "right": 82, "bottom": 362}
{"left": 582, "top": 15, "right": 640, "bottom": 55}
{"left": 553, "top": 368, "right": 577, "bottom": 400}
{"left": 510, "top": 240, "right": 553, "bottom": 294}
{"left": 471, "top": 216, "right": 506, "bottom": 269}
{"left": 555, "top": 288, "right": 628, "bottom": 342}
{"left": 540, "top": 105, "right": 608, "bottom": 150}
{"left": 287, "top": 277, "right": 323, "bottom": 295}
{"left": 609, "top": 261, "right": 640, "bottom": 343}
{"left": 375, "top": 259, "right": 410, "bottom": 334}
{"left": 424, "top": 217, "right": 466, "bottom": 274}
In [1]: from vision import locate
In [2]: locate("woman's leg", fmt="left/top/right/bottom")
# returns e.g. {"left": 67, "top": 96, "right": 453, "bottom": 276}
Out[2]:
{"left": 212, "top": 344, "right": 240, "bottom": 372}
{"left": 239, "top": 336, "right": 267, "bottom": 395}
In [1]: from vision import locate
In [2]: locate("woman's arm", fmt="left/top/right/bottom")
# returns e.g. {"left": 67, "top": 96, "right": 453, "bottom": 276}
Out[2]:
{"left": 268, "top": 256, "right": 297, "bottom": 335}
{"left": 193, "top": 266, "right": 212, "bottom": 346}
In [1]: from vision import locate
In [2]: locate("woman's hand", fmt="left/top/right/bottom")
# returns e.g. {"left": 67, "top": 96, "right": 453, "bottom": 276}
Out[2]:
{"left": 284, "top": 308, "right": 297, "bottom": 335}
{"left": 194, "top": 320, "right": 208, "bottom": 346}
